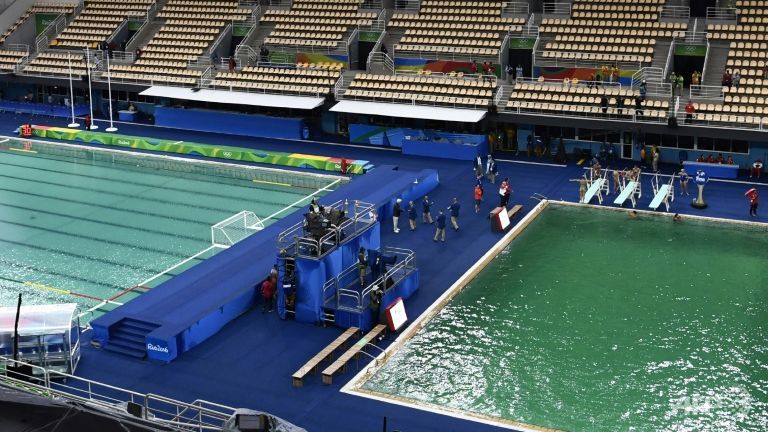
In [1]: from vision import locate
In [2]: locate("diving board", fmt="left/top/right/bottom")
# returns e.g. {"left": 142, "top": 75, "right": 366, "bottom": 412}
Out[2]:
{"left": 614, "top": 181, "right": 638, "bottom": 207}
{"left": 649, "top": 174, "right": 675, "bottom": 211}
{"left": 581, "top": 178, "right": 606, "bottom": 204}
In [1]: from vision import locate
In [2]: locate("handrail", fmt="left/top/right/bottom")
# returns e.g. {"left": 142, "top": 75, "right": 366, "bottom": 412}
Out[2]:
{"left": 502, "top": 1, "right": 529, "bottom": 15}
{"left": 664, "top": 39, "right": 675, "bottom": 78}
{"left": 660, "top": 5, "right": 690, "bottom": 20}
{"left": 689, "top": 84, "right": 724, "bottom": 100}
{"left": 706, "top": 7, "right": 737, "bottom": 20}
{"left": 392, "top": 45, "right": 498, "bottom": 61}
{"left": 206, "top": 23, "right": 232, "bottom": 61}
{"left": 516, "top": 76, "right": 624, "bottom": 90}
{"left": 338, "top": 89, "right": 491, "bottom": 110}
{"left": 2, "top": 43, "right": 29, "bottom": 54}
{"left": 701, "top": 39, "right": 710, "bottom": 85}
{"left": 506, "top": 100, "right": 671, "bottom": 124}
{"left": 543, "top": 2, "right": 571, "bottom": 15}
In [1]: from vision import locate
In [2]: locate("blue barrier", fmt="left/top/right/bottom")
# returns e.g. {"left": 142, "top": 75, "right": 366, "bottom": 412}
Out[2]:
{"left": 0, "top": 100, "right": 89, "bottom": 118}
{"left": 154, "top": 107, "right": 304, "bottom": 140}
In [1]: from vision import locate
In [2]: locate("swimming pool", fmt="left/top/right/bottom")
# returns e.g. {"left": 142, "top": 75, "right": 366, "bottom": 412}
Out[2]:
{"left": 0, "top": 137, "right": 343, "bottom": 321}
{"left": 347, "top": 203, "right": 768, "bottom": 431}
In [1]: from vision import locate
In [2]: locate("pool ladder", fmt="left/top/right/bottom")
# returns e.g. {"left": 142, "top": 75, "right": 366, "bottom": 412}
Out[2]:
{"left": 530, "top": 193, "right": 547, "bottom": 202}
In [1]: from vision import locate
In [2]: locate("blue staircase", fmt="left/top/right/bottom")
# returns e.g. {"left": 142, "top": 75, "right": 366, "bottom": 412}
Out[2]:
{"left": 102, "top": 318, "right": 159, "bottom": 359}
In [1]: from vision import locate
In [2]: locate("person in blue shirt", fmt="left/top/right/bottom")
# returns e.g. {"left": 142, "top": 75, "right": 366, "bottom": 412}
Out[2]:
{"left": 448, "top": 197, "right": 460, "bottom": 231}
{"left": 407, "top": 201, "right": 417, "bottom": 231}
{"left": 422, "top": 195, "right": 433, "bottom": 224}
{"left": 433, "top": 209, "right": 446, "bottom": 242}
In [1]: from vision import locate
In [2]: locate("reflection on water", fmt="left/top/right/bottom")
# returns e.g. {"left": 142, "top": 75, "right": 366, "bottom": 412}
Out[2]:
{"left": 364, "top": 206, "right": 768, "bottom": 431}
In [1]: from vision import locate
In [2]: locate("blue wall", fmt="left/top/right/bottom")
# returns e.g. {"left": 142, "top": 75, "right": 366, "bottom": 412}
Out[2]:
{"left": 154, "top": 107, "right": 304, "bottom": 140}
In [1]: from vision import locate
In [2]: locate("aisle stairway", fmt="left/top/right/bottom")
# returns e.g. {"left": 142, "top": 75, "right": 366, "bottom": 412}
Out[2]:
{"left": 102, "top": 318, "right": 160, "bottom": 359}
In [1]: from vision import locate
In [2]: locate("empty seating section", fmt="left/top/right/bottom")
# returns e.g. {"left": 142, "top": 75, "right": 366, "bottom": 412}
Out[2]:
{"left": 389, "top": 1, "right": 523, "bottom": 58}
{"left": 540, "top": 0, "right": 686, "bottom": 66}
{"left": 0, "top": 50, "right": 27, "bottom": 72}
{"left": 51, "top": 0, "right": 155, "bottom": 49}
{"left": 210, "top": 65, "right": 342, "bottom": 96}
{"left": 506, "top": 81, "right": 668, "bottom": 120}
{"left": 693, "top": 3, "right": 768, "bottom": 126}
{"left": 1, "top": 3, "right": 76, "bottom": 43}
{"left": 261, "top": 0, "right": 374, "bottom": 49}
{"left": 344, "top": 72, "right": 494, "bottom": 108}
{"left": 108, "top": 0, "right": 248, "bottom": 85}
{"left": 23, "top": 51, "right": 91, "bottom": 76}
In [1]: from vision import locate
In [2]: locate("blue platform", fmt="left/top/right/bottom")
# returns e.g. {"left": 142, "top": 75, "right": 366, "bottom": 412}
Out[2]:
{"left": 91, "top": 165, "right": 439, "bottom": 362}
{"left": 0, "top": 100, "right": 89, "bottom": 118}
{"left": 154, "top": 107, "right": 305, "bottom": 140}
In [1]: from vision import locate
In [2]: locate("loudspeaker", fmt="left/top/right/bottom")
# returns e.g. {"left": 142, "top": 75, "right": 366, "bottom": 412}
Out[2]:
{"left": 667, "top": 116, "right": 678, "bottom": 128}
{"left": 126, "top": 401, "right": 143, "bottom": 418}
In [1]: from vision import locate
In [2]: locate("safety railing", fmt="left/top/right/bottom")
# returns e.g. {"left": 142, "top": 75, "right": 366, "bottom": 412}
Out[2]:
{"left": 207, "top": 81, "right": 327, "bottom": 98}
{"left": 3, "top": 43, "right": 30, "bottom": 54}
{"left": 701, "top": 39, "right": 710, "bottom": 84}
{"left": 359, "top": 8, "right": 386, "bottom": 32}
{"left": 706, "top": 7, "right": 737, "bottom": 20}
{"left": 336, "top": 89, "right": 492, "bottom": 110}
{"left": 502, "top": 1, "right": 529, "bottom": 15}
{"left": 516, "top": 76, "right": 623, "bottom": 90}
{"left": 536, "top": 53, "right": 646, "bottom": 71}
{"left": 689, "top": 84, "right": 724, "bottom": 100}
{"left": 664, "top": 39, "right": 675, "bottom": 77}
{"left": 505, "top": 100, "right": 670, "bottom": 124}
{"left": 0, "top": 356, "right": 236, "bottom": 431}
{"left": 34, "top": 13, "right": 65, "bottom": 53}
{"left": 392, "top": 45, "right": 499, "bottom": 61}
{"left": 261, "top": 42, "right": 341, "bottom": 55}
{"left": 333, "top": 74, "right": 346, "bottom": 99}
{"left": 393, "top": 0, "right": 420, "bottom": 11}
{"left": 661, "top": 6, "right": 690, "bottom": 19}
{"left": 543, "top": 2, "right": 571, "bottom": 15}
{"left": 681, "top": 31, "right": 708, "bottom": 44}
{"left": 108, "top": 50, "right": 135, "bottom": 62}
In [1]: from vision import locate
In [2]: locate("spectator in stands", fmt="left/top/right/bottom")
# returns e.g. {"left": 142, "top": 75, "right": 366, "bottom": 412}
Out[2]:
{"left": 696, "top": 154, "right": 705, "bottom": 162}
{"left": 600, "top": 95, "right": 608, "bottom": 114}
{"left": 408, "top": 201, "right": 417, "bottom": 231}
{"left": 381, "top": 44, "right": 387, "bottom": 55}
{"left": 612, "top": 65, "right": 620, "bottom": 83}
{"left": 670, "top": 72, "right": 678, "bottom": 96}
{"left": 228, "top": 57, "right": 236, "bottom": 73}
{"left": 486, "top": 155, "right": 497, "bottom": 184}
{"left": 676, "top": 74, "right": 684, "bottom": 94}
{"left": 448, "top": 198, "right": 460, "bottom": 231}
{"left": 691, "top": 70, "right": 700, "bottom": 86}
{"left": 587, "top": 72, "right": 595, "bottom": 88}
{"left": 422, "top": 195, "right": 433, "bottom": 224}
{"left": 392, "top": 198, "right": 402, "bottom": 233}
{"left": 727, "top": 155, "right": 734, "bottom": 165}
{"left": 506, "top": 64, "right": 514, "bottom": 83}
{"left": 716, "top": 153, "right": 725, "bottom": 164}
{"left": 120, "top": 40, "right": 127, "bottom": 53}
{"left": 601, "top": 65, "right": 609, "bottom": 83}
{"left": 135, "top": 48, "right": 142, "bottom": 60}
{"left": 515, "top": 64, "right": 523, "bottom": 79}
{"left": 763, "top": 65, "right": 768, "bottom": 80}
{"left": 722, "top": 69, "right": 732, "bottom": 89}
{"left": 707, "top": 154, "right": 716, "bottom": 163}
{"left": 433, "top": 209, "right": 446, "bottom": 242}
{"left": 685, "top": 101, "right": 695, "bottom": 123}
{"left": 470, "top": 62, "right": 478, "bottom": 74}
{"left": 259, "top": 45, "right": 269, "bottom": 63}
{"left": 261, "top": 277, "right": 275, "bottom": 313}
{"left": 635, "top": 96, "right": 644, "bottom": 116}
{"left": 639, "top": 80, "right": 647, "bottom": 100}
{"left": 733, "top": 70, "right": 741, "bottom": 88}
{"left": 595, "top": 73, "right": 601, "bottom": 87}
{"left": 616, "top": 97, "right": 625, "bottom": 115}
{"left": 474, "top": 184, "right": 483, "bottom": 213}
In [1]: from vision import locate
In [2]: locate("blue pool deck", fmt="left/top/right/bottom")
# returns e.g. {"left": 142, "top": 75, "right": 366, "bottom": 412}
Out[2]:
{"left": 2, "top": 112, "right": 767, "bottom": 432}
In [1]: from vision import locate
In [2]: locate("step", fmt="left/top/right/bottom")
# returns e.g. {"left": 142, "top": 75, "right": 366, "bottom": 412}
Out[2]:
{"left": 112, "top": 325, "right": 149, "bottom": 338}
{"left": 120, "top": 318, "right": 159, "bottom": 333}
{"left": 103, "top": 343, "right": 146, "bottom": 359}
{"left": 111, "top": 330, "right": 145, "bottom": 344}
{"left": 108, "top": 336, "right": 146, "bottom": 352}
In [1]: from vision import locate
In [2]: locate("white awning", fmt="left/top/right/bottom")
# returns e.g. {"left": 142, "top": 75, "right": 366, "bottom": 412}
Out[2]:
{"left": 330, "top": 100, "right": 487, "bottom": 123}
{"left": 139, "top": 86, "right": 325, "bottom": 110}
{"left": 0, "top": 303, "right": 77, "bottom": 336}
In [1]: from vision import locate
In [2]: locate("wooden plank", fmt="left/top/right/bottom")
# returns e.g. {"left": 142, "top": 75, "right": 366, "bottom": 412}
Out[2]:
{"left": 507, "top": 204, "right": 523, "bottom": 219}
{"left": 292, "top": 327, "right": 358, "bottom": 387}
{"left": 321, "top": 324, "right": 386, "bottom": 385}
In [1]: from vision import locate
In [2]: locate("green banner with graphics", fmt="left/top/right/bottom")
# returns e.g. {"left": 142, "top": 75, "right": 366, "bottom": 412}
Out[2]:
{"left": 35, "top": 13, "right": 60, "bottom": 35}
{"left": 29, "top": 126, "right": 369, "bottom": 174}
{"left": 359, "top": 31, "right": 382, "bottom": 43}
{"left": 674, "top": 44, "right": 706, "bottom": 57}
{"left": 508, "top": 38, "right": 536, "bottom": 50}
{"left": 233, "top": 24, "right": 250, "bottom": 37}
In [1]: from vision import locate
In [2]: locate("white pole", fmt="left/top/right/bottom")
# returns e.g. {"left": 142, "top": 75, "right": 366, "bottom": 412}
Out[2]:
{"left": 67, "top": 53, "right": 79, "bottom": 128}
{"left": 105, "top": 53, "right": 117, "bottom": 132}
{"left": 85, "top": 47, "right": 98, "bottom": 130}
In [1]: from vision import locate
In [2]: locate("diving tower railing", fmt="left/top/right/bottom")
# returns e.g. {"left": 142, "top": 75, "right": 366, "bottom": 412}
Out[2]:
{"left": 276, "top": 200, "right": 377, "bottom": 259}
{"left": 331, "top": 247, "right": 416, "bottom": 313}
{"left": 0, "top": 355, "right": 237, "bottom": 431}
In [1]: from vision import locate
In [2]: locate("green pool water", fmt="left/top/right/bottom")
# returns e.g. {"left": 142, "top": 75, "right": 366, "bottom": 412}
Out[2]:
{"left": 363, "top": 204, "right": 768, "bottom": 431}
{"left": 0, "top": 139, "right": 338, "bottom": 320}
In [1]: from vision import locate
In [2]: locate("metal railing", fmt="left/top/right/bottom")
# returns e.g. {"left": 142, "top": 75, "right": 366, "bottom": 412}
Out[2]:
{"left": 664, "top": 40, "right": 675, "bottom": 77}
{"left": 34, "top": 13, "right": 65, "bottom": 53}
{"left": 502, "top": 1, "right": 529, "bottom": 15}
{"left": 689, "top": 84, "right": 724, "bottom": 100}
{"left": 706, "top": 7, "right": 737, "bottom": 20}
{"left": 334, "top": 247, "right": 416, "bottom": 313}
{"left": 392, "top": 45, "right": 498, "bottom": 62}
{"left": 2, "top": 43, "right": 29, "bottom": 54}
{"left": 536, "top": 54, "right": 646, "bottom": 71}
{"left": 337, "top": 90, "right": 492, "bottom": 109}
{"left": 0, "top": 356, "right": 237, "bottom": 431}
{"left": 516, "top": 76, "right": 624, "bottom": 90}
{"left": 543, "top": 2, "right": 571, "bottom": 15}
{"left": 701, "top": 39, "right": 711, "bottom": 84}
{"left": 199, "top": 66, "right": 214, "bottom": 87}
{"left": 681, "top": 31, "right": 708, "bottom": 43}
{"left": 276, "top": 200, "right": 376, "bottom": 260}
{"left": 505, "top": 100, "right": 670, "bottom": 124}
{"left": 661, "top": 5, "right": 690, "bottom": 20}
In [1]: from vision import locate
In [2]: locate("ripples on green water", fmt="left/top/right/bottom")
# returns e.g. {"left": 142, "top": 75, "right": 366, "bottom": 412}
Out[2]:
{"left": 364, "top": 205, "right": 768, "bottom": 431}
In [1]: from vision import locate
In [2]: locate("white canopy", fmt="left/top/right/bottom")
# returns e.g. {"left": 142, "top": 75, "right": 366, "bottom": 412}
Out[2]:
{"left": 0, "top": 303, "right": 77, "bottom": 336}
{"left": 139, "top": 86, "right": 325, "bottom": 110}
{"left": 330, "top": 100, "right": 487, "bottom": 123}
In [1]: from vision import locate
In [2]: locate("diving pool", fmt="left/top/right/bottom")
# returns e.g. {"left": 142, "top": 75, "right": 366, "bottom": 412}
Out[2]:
{"left": 348, "top": 203, "right": 768, "bottom": 431}
{"left": 0, "top": 137, "right": 343, "bottom": 321}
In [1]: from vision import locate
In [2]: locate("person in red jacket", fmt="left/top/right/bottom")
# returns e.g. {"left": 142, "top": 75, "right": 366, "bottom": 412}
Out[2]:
{"left": 474, "top": 183, "right": 483, "bottom": 213}
{"left": 685, "top": 101, "right": 695, "bottom": 123}
{"left": 261, "top": 277, "right": 275, "bottom": 313}
{"left": 746, "top": 188, "right": 759, "bottom": 217}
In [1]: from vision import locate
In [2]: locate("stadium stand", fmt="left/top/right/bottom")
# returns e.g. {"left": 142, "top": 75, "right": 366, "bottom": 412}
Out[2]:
{"left": 341, "top": 71, "right": 495, "bottom": 108}
{"left": 0, "top": 2, "right": 77, "bottom": 44}
{"left": 388, "top": 0, "right": 524, "bottom": 58}
{"left": 210, "top": 64, "right": 343, "bottom": 96}
{"left": 50, "top": 0, "right": 156, "bottom": 49}
{"left": 0, "top": 48, "right": 28, "bottom": 72}
{"left": 22, "top": 51, "right": 92, "bottom": 77}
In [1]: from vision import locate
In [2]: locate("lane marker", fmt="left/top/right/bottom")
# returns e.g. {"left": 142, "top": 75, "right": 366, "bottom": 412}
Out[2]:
{"left": 9, "top": 147, "right": 37, "bottom": 154}
{"left": 253, "top": 179, "right": 291, "bottom": 187}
